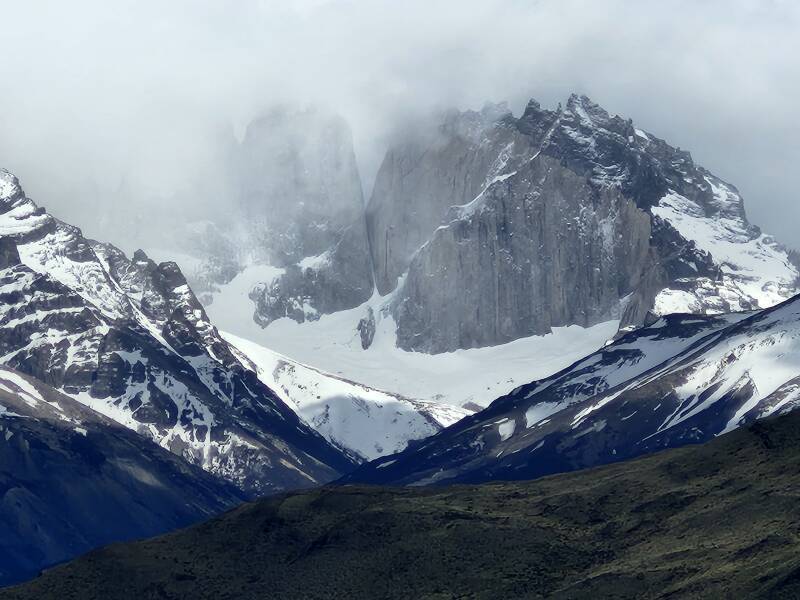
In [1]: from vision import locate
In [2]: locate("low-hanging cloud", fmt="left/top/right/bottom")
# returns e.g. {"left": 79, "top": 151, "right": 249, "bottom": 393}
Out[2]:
{"left": 0, "top": 0, "right": 798, "bottom": 250}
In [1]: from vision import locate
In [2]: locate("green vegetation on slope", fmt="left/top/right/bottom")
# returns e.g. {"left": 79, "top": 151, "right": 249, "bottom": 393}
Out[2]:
{"left": 6, "top": 412, "right": 800, "bottom": 599}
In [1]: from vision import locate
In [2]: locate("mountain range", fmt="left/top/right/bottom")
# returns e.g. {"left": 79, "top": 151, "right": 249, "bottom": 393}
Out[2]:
{"left": 0, "top": 169, "right": 355, "bottom": 495}
{"left": 153, "top": 95, "right": 798, "bottom": 407}
{"left": 2, "top": 92, "right": 800, "bottom": 594}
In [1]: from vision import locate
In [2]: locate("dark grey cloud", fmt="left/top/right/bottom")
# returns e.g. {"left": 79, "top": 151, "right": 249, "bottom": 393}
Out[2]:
{"left": 0, "top": 0, "right": 797, "bottom": 249}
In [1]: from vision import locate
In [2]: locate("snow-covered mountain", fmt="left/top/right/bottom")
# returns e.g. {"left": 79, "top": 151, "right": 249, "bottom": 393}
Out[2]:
{"left": 0, "top": 169, "right": 356, "bottom": 496}
{"left": 0, "top": 365, "right": 242, "bottom": 586}
{"left": 158, "top": 96, "right": 797, "bottom": 414}
{"left": 344, "top": 292, "right": 800, "bottom": 486}
{"left": 224, "top": 332, "right": 470, "bottom": 461}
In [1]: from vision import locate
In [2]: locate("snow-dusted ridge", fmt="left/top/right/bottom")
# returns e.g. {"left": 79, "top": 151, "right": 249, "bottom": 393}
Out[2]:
{"left": 651, "top": 181, "right": 797, "bottom": 314}
{"left": 345, "top": 293, "right": 800, "bottom": 486}
{"left": 0, "top": 169, "right": 355, "bottom": 495}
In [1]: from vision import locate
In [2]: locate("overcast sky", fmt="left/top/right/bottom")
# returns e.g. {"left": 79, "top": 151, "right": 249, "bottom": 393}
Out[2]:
{"left": 0, "top": 0, "right": 798, "bottom": 249}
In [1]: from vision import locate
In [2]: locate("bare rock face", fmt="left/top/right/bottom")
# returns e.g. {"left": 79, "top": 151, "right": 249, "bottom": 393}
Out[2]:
{"left": 394, "top": 156, "right": 653, "bottom": 351}
{"left": 0, "top": 169, "right": 356, "bottom": 496}
{"left": 0, "top": 237, "right": 20, "bottom": 269}
{"left": 236, "top": 109, "right": 366, "bottom": 266}
{"left": 357, "top": 306, "right": 376, "bottom": 350}
{"left": 239, "top": 109, "right": 373, "bottom": 322}
{"left": 366, "top": 102, "right": 523, "bottom": 294}
{"left": 250, "top": 214, "right": 374, "bottom": 325}
{"left": 368, "top": 95, "right": 798, "bottom": 353}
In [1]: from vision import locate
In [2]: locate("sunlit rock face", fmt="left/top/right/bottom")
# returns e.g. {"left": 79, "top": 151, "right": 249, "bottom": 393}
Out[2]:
{"left": 367, "top": 95, "right": 799, "bottom": 352}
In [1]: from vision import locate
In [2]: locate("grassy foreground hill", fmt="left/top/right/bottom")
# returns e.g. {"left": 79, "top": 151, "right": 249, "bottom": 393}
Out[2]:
{"left": 5, "top": 412, "right": 800, "bottom": 599}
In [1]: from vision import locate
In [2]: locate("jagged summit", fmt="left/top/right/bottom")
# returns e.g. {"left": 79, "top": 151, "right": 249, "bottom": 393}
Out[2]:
{"left": 0, "top": 170, "right": 19, "bottom": 199}
{"left": 0, "top": 168, "right": 357, "bottom": 495}
{"left": 131, "top": 97, "right": 797, "bottom": 415}
{"left": 565, "top": 92, "right": 607, "bottom": 115}
{"left": 440, "top": 101, "right": 514, "bottom": 141}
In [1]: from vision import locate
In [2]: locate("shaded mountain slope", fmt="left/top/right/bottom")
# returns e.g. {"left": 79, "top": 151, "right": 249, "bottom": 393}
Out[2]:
{"left": 0, "top": 366, "right": 242, "bottom": 587}
{"left": 6, "top": 411, "right": 800, "bottom": 599}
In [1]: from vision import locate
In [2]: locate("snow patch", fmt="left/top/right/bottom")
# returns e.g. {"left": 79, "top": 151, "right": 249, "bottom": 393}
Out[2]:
{"left": 652, "top": 187, "right": 797, "bottom": 312}
{"left": 497, "top": 418, "right": 516, "bottom": 441}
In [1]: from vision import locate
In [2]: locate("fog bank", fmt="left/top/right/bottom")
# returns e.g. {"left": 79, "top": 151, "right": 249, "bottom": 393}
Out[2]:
{"left": 0, "top": 0, "right": 797, "bottom": 250}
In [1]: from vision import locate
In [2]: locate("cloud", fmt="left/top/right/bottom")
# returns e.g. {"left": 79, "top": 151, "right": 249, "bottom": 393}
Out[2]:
{"left": 0, "top": 0, "right": 798, "bottom": 248}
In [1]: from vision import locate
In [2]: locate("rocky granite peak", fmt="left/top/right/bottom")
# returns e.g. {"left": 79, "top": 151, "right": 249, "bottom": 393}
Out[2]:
{"left": 363, "top": 94, "right": 798, "bottom": 352}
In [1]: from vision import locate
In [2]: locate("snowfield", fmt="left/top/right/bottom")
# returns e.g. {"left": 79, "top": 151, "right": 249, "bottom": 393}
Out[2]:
{"left": 205, "top": 288, "right": 620, "bottom": 410}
